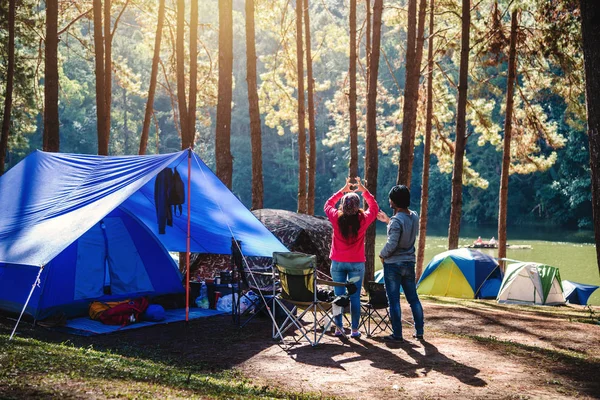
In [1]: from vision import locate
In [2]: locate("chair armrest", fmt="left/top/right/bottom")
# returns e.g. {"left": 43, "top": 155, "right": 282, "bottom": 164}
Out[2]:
{"left": 244, "top": 271, "right": 274, "bottom": 277}
{"left": 316, "top": 279, "right": 346, "bottom": 287}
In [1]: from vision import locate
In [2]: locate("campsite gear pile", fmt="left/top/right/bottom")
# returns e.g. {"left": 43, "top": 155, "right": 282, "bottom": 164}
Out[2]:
{"left": 417, "top": 248, "right": 503, "bottom": 299}
{"left": 0, "top": 150, "right": 287, "bottom": 327}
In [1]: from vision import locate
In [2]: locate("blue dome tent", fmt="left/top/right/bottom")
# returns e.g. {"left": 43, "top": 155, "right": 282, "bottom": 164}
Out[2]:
{"left": 417, "top": 248, "right": 503, "bottom": 299}
{"left": 0, "top": 150, "right": 287, "bottom": 326}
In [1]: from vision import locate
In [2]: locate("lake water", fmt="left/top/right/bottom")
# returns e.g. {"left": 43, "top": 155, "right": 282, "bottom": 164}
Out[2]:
{"left": 374, "top": 224, "right": 600, "bottom": 305}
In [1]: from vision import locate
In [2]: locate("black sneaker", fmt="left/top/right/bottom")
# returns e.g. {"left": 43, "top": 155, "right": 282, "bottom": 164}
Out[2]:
{"left": 383, "top": 334, "right": 405, "bottom": 342}
{"left": 412, "top": 333, "right": 424, "bottom": 340}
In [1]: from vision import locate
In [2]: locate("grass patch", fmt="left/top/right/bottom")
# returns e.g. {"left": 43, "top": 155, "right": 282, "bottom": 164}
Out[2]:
{"left": 0, "top": 335, "right": 333, "bottom": 400}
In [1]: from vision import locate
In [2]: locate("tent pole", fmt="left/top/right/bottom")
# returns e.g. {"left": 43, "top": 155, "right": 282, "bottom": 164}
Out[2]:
{"left": 186, "top": 148, "right": 192, "bottom": 322}
{"left": 10, "top": 266, "right": 43, "bottom": 340}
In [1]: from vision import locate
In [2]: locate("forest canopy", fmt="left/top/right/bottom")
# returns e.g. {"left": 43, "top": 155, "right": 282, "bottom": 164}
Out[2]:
{"left": 0, "top": 0, "right": 591, "bottom": 230}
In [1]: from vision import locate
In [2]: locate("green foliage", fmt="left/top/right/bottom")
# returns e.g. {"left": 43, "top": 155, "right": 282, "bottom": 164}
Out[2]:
{"left": 0, "top": 0, "right": 591, "bottom": 230}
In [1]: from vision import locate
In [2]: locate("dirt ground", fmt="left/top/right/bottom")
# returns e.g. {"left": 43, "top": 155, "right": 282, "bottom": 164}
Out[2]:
{"left": 3, "top": 298, "right": 600, "bottom": 399}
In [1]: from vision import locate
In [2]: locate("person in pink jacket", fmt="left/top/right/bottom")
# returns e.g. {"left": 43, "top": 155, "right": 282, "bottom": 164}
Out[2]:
{"left": 324, "top": 177, "right": 379, "bottom": 338}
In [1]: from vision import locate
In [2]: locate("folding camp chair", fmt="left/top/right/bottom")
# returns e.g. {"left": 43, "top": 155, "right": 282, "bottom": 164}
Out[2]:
{"left": 231, "top": 239, "right": 277, "bottom": 328}
{"left": 271, "top": 251, "right": 347, "bottom": 346}
{"left": 359, "top": 281, "right": 391, "bottom": 337}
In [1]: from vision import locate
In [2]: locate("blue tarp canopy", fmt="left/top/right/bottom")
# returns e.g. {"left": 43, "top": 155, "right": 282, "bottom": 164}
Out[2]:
{"left": 0, "top": 150, "right": 287, "bottom": 319}
{"left": 0, "top": 150, "right": 287, "bottom": 267}
{"left": 562, "top": 280, "right": 599, "bottom": 305}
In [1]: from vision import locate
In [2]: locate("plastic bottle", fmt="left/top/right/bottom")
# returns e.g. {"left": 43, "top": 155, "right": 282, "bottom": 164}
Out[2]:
{"left": 195, "top": 281, "right": 209, "bottom": 309}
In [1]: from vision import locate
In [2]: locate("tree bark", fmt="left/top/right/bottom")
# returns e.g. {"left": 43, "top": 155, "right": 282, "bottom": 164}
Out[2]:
{"left": 580, "top": 0, "right": 600, "bottom": 275}
{"left": 295, "top": 0, "right": 307, "bottom": 213}
{"left": 139, "top": 0, "right": 165, "bottom": 155}
{"left": 103, "top": 0, "right": 112, "bottom": 155}
{"left": 44, "top": 0, "right": 60, "bottom": 153}
{"left": 176, "top": 0, "right": 188, "bottom": 145}
{"left": 0, "top": 0, "right": 15, "bottom": 174}
{"left": 304, "top": 0, "right": 317, "bottom": 215}
{"left": 246, "top": 0, "right": 264, "bottom": 210}
{"left": 416, "top": 0, "right": 434, "bottom": 281}
{"left": 186, "top": 0, "right": 198, "bottom": 149}
{"left": 123, "top": 88, "right": 129, "bottom": 153}
{"left": 406, "top": 0, "right": 428, "bottom": 182}
{"left": 364, "top": 0, "right": 383, "bottom": 282}
{"left": 447, "top": 0, "right": 470, "bottom": 250}
{"left": 396, "top": 0, "right": 417, "bottom": 186}
{"left": 497, "top": 10, "right": 519, "bottom": 271}
{"left": 366, "top": 0, "right": 371, "bottom": 90}
{"left": 216, "top": 0, "right": 234, "bottom": 188}
{"left": 397, "top": 0, "right": 427, "bottom": 187}
{"left": 349, "top": 0, "right": 358, "bottom": 178}
{"left": 92, "top": 0, "right": 108, "bottom": 156}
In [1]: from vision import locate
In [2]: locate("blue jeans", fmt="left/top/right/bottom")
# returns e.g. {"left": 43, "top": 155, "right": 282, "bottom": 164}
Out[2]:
{"left": 330, "top": 261, "right": 364, "bottom": 330}
{"left": 383, "top": 261, "right": 424, "bottom": 338}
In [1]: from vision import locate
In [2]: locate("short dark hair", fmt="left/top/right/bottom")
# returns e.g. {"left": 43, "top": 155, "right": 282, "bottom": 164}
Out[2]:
{"left": 389, "top": 185, "right": 410, "bottom": 208}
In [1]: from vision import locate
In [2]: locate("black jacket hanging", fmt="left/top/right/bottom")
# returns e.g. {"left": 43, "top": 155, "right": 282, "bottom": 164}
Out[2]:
{"left": 154, "top": 168, "right": 173, "bottom": 234}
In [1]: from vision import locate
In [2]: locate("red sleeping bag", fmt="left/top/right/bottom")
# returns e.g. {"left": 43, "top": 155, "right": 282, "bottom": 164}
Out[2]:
{"left": 98, "top": 297, "right": 149, "bottom": 326}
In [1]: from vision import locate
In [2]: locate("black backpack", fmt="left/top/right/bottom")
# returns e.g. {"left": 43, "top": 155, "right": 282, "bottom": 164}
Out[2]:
{"left": 169, "top": 167, "right": 185, "bottom": 216}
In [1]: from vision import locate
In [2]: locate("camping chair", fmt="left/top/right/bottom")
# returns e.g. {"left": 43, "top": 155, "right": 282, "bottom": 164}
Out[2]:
{"left": 271, "top": 251, "right": 347, "bottom": 346}
{"left": 359, "top": 281, "right": 391, "bottom": 337}
{"left": 231, "top": 239, "right": 277, "bottom": 328}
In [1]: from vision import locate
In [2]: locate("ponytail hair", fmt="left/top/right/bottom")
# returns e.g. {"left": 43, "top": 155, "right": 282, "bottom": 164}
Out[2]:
{"left": 337, "top": 210, "right": 363, "bottom": 239}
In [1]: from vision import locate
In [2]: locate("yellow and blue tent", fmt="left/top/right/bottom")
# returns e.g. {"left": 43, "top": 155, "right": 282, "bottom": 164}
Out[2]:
{"left": 417, "top": 248, "right": 503, "bottom": 299}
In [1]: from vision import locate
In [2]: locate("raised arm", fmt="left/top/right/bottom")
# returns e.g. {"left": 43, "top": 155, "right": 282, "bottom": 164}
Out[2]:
{"left": 354, "top": 177, "right": 379, "bottom": 224}
{"left": 324, "top": 177, "right": 354, "bottom": 223}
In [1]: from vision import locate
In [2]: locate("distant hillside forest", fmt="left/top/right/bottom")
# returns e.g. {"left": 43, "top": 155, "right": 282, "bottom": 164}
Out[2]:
{"left": 0, "top": 0, "right": 592, "bottom": 231}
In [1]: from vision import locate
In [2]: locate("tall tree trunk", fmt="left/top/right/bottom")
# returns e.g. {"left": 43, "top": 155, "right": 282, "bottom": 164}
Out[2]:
{"left": 176, "top": 0, "right": 188, "bottom": 146}
{"left": 406, "top": 0, "right": 428, "bottom": 182}
{"left": 44, "top": 0, "right": 59, "bottom": 153}
{"left": 304, "top": 0, "right": 316, "bottom": 215}
{"left": 397, "top": 0, "right": 427, "bottom": 187}
{"left": 364, "top": 0, "right": 383, "bottom": 282}
{"left": 497, "top": 10, "right": 519, "bottom": 272}
{"left": 349, "top": 0, "right": 358, "bottom": 178}
{"left": 416, "top": 0, "right": 434, "bottom": 281}
{"left": 396, "top": 0, "right": 417, "bottom": 186}
{"left": 366, "top": 0, "right": 371, "bottom": 89}
{"left": 92, "top": 0, "right": 108, "bottom": 156}
{"left": 295, "top": 0, "right": 307, "bottom": 213}
{"left": 216, "top": 0, "right": 234, "bottom": 187}
{"left": 139, "top": 0, "right": 165, "bottom": 155}
{"left": 447, "top": 0, "right": 470, "bottom": 250}
{"left": 123, "top": 88, "right": 129, "bottom": 153}
{"left": 103, "top": 0, "right": 112, "bottom": 155}
{"left": 581, "top": 0, "right": 600, "bottom": 275}
{"left": 187, "top": 0, "right": 198, "bottom": 149}
{"left": 0, "top": 0, "right": 15, "bottom": 174}
{"left": 246, "top": 0, "right": 264, "bottom": 210}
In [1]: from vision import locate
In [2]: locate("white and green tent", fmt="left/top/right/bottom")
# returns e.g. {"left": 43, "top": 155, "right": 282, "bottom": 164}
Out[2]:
{"left": 497, "top": 262, "right": 565, "bottom": 305}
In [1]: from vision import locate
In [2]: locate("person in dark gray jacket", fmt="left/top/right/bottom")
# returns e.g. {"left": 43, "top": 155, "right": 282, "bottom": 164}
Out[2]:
{"left": 377, "top": 185, "right": 424, "bottom": 342}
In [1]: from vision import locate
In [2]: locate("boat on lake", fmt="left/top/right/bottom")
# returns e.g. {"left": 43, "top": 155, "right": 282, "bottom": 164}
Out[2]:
{"left": 464, "top": 243, "right": 532, "bottom": 250}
